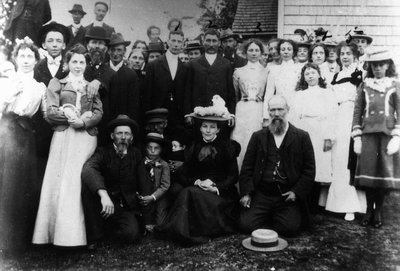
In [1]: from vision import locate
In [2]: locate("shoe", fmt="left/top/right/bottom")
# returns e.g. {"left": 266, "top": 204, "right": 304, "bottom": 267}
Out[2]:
{"left": 360, "top": 211, "right": 373, "bottom": 227}
{"left": 86, "top": 242, "right": 97, "bottom": 251}
{"left": 373, "top": 211, "right": 383, "bottom": 228}
{"left": 344, "top": 213, "right": 355, "bottom": 221}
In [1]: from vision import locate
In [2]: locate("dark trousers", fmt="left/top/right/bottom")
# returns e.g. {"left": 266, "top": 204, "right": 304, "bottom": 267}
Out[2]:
{"left": 238, "top": 190, "right": 301, "bottom": 237}
{"left": 81, "top": 185, "right": 140, "bottom": 244}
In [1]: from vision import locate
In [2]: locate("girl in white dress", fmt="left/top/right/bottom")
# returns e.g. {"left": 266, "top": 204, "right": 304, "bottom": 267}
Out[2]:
{"left": 326, "top": 42, "right": 366, "bottom": 220}
{"left": 291, "top": 63, "right": 338, "bottom": 205}
{"left": 33, "top": 44, "right": 103, "bottom": 247}
{"left": 231, "top": 39, "right": 267, "bottom": 170}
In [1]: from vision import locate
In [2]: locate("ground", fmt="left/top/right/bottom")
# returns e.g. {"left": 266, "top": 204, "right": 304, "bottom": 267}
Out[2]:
{"left": 1, "top": 192, "right": 399, "bottom": 271}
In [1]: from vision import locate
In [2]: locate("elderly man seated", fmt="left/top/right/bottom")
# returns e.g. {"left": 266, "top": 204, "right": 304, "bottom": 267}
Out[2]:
{"left": 238, "top": 95, "right": 316, "bottom": 237}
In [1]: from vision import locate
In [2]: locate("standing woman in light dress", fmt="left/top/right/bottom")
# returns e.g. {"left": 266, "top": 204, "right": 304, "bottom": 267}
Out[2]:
{"left": 32, "top": 44, "right": 103, "bottom": 247}
{"left": 0, "top": 37, "right": 46, "bottom": 252}
{"left": 291, "top": 63, "right": 337, "bottom": 207}
{"left": 231, "top": 39, "right": 267, "bottom": 170}
{"left": 263, "top": 39, "right": 301, "bottom": 125}
{"left": 326, "top": 42, "right": 366, "bottom": 220}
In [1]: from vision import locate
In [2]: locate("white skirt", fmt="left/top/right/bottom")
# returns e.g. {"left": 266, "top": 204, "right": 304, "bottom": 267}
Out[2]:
{"left": 32, "top": 127, "right": 97, "bottom": 246}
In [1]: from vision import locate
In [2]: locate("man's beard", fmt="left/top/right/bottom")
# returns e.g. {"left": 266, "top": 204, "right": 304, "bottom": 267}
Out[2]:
{"left": 116, "top": 140, "right": 131, "bottom": 156}
{"left": 269, "top": 118, "right": 287, "bottom": 135}
{"left": 89, "top": 48, "right": 105, "bottom": 65}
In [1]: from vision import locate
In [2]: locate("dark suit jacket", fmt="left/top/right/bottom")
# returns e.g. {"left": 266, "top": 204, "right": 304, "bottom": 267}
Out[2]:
{"left": 144, "top": 54, "right": 187, "bottom": 127}
{"left": 184, "top": 54, "right": 235, "bottom": 115}
{"left": 108, "top": 64, "right": 140, "bottom": 123}
{"left": 67, "top": 25, "right": 86, "bottom": 50}
{"left": 81, "top": 145, "right": 144, "bottom": 211}
{"left": 239, "top": 124, "right": 315, "bottom": 201}
{"left": 85, "top": 23, "right": 115, "bottom": 38}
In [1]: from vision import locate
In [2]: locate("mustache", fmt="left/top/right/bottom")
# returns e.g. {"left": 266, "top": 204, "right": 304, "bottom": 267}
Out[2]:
{"left": 269, "top": 118, "right": 286, "bottom": 135}
{"left": 89, "top": 48, "right": 105, "bottom": 64}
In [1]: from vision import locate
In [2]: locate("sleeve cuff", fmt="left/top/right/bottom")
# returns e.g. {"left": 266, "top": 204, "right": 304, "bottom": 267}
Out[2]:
{"left": 151, "top": 194, "right": 156, "bottom": 201}
{"left": 351, "top": 128, "right": 362, "bottom": 138}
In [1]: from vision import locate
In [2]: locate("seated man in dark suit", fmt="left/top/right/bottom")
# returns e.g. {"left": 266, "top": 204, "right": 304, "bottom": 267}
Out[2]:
{"left": 238, "top": 95, "right": 315, "bottom": 237}
{"left": 85, "top": 1, "right": 115, "bottom": 38}
{"left": 66, "top": 4, "right": 87, "bottom": 50}
{"left": 81, "top": 115, "right": 149, "bottom": 249}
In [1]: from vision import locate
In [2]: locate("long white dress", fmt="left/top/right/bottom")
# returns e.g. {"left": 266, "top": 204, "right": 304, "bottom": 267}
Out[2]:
{"left": 263, "top": 59, "right": 302, "bottom": 120}
{"left": 291, "top": 85, "right": 337, "bottom": 184}
{"left": 231, "top": 62, "right": 267, "bottom": 170}
{"left": 325, "top": 64, "right": 366, "bottom": 213}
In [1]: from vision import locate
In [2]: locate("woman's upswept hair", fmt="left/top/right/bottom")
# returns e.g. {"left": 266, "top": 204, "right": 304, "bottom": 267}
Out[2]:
{"left": 277, "top": 39, "right": 297, "bottom": 58}
{"left": 62, "top": 43, "right": 87, "bottom": 73}
{"left": 12, "top": 36, "right": 40, "bottom": 61}
{"left": 366, "top": 59, "right": 398, "bottom": 78}
{"left": 242, "top": 38, "right": 264, "bottom": 56}
{"left": 336, "top": 41, "right": 359, "bottom": 67}
{"left": 296, "top": 62, "right": 327, "bottom": 91}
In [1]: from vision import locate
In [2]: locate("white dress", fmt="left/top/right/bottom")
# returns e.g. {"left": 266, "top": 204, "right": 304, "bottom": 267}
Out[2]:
{"left": 291, "top": 85, "right": 337, "bottom": 184}
{"left": 231, "top": 62, "right": 267, "bottom": 170}
{"left": 263, "top": 59, "right": 302, "bottom": 120}
{"left": 325, "top": 64, "right": 366, "bottom": 213}
{"left": 32, "top": 75, "right": 98, "bottom": 247}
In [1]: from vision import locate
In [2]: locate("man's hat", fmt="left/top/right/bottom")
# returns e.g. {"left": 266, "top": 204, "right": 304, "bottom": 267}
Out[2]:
{"left": 242, "top": 229, "right": 288, "bottom": 252}
{"left": 145, "top": 108, "right": 168, "bottom": 124}
{"left": 109, "top": 33, "right": 131, "bottom": 47}
{"left": 69, "top": 4, "right": 87, "bottom": 15}
{"left": 39, "top": 22, "right": 71, "bottom": 45}
{"left": 352, "top": 29, "right": 373, "bottom": 44}
{"left": 185, "top": 40, "right": 204, "bottom": 52}
{"left": 220, "top": 28, "right": 239, "bottom": 41}
{"left": 145, "top": 42, "right": 166, "bottom": 53}
{"left": 85, "top": 26, "right": 110, "bottom": 44}
{"left": 364, "top": 49, "right": 392, "bottom": 62}
{"left": 144, "top": 132, "right": 166, "bottom": 147}
{"left": 107, "top": 114, "right": 139, "bottom": 135}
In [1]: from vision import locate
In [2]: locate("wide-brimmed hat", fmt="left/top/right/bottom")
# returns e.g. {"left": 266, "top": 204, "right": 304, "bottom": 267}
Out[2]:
{"left": 323, "top": 39, "right": 338, "bottom": 48}
{"left": 185, "top": 40, "right": 204, "bottom": 52}
{"left": 144, "top": 132, "right": 166, "bottom": 147}
{"left": 39, "top": 22, "right": 71, "bottom": 45}
{"left": 242, "top": 229, "right": 288, "bottom": 252}
{"left": 107, "top": 114, "right": 139, "bottom": 135}
{"left": 69, "top": 4, "right": 86, "bottom": 15}
{"left": 186, "top": 95, "right": 232, "bottom": 122}
{"left": 145, "top": 108, "right": 168, "bottom": 124}
{"left": 109, "top": 33, "right": 131, "bottom": 47}
{"left": 352, "top": 29, "right": 373, "bottom": 44}
{"left": 220, "top": 28, "right": 239, "bottom": 41}
{"left": 145, "top": 42, "right": 166, "bottom": 53}
{"left": 364, "top": 49, "right": 392, "bottom": 62}
{"left": 85, "top": 26, "right": 110, "bottom": 44}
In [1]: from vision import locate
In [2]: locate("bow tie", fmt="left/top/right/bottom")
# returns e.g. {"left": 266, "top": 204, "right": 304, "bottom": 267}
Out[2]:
{"left": 48, "top": 58, "right": 61, "bottom": 66}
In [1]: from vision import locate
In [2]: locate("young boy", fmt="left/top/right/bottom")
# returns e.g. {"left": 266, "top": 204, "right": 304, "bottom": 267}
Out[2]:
{"left": 138, "top": 133, "right": 170, "bottom": 233}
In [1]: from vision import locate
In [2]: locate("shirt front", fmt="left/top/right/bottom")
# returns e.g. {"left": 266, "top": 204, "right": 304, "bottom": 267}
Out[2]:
{"left": 165, "top": 50, "right": 178, "bottom": 80}
{"left": 109, "top": 60, "right": 124, "bottom": 72}
{"left": 205, "top": 53, "right": 217, "bottom": 66}
{"left": 47, "top": 55, "right": 62, "bottom": 77}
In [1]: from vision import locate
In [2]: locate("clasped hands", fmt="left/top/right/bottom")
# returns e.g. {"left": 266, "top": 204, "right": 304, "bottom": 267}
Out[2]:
{"left": 194, "top": 179, "right": 218, "bottom": 194}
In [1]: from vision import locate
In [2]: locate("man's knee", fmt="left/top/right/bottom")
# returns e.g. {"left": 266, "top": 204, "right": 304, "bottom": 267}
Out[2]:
{"left": 238, "top": 210, "right": 258, "bottom": 233}
{"left": 114, "top": 213, "right": 141, "bottom": 243}
{"left": 273, "top": 217, "right": 301, "bottom": 237}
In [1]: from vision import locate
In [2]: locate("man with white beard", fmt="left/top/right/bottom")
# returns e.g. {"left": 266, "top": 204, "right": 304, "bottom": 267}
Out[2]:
{"left": 81, "top": 114, "right": 147, "bottom": 250}
{"left": 238, "top": 95, "right": 316, "bottom": 237}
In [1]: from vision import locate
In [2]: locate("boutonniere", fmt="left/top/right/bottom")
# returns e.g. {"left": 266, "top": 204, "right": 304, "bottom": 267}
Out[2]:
{"left": 155, "top": 161, "right": 162, "bottom": 168}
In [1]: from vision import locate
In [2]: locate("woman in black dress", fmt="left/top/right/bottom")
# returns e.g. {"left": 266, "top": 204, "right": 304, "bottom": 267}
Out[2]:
{"left": 157, "top": 106, "right": 239, "bottom": 246}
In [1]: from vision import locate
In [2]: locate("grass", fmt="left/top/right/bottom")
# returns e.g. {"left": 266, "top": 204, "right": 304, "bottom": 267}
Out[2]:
{"left": 1, "top": 192, "right": 399, "bottom": 271}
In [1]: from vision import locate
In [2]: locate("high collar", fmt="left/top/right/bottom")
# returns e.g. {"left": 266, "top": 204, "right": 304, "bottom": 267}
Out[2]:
{"left": 110, "top": 60, "right": 124, "bottom": 72}
{"left": 202, "top": 135, "right": 217, "bottom": 143}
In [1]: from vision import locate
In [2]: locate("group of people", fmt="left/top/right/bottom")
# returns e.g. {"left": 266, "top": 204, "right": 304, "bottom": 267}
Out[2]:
{"left": 0, "top": 1, "right": 399, "bottom": 253}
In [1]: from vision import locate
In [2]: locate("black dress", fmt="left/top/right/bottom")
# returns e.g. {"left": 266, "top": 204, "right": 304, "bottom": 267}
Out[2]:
{"left": 158, "top": 137, "right": 239, "bottom": 246}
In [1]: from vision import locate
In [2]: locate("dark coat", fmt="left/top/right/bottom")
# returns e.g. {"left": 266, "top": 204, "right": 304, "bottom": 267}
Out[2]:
{"left": 107, "top": 64, "right": 140, "bottom": 124}
{"left": 67, "top": 25, "right": 86, "bottom": 50}
{"left": 85, "top": 23, "right": 115, "bottom": 38}
{"left": 239, "top": 124, "right": 315, "bottom": 201}
{"left": 184, "top": 54, "right": 235, "bottom": 115}
{"left": 81, "top": 145, "right": 144, "bottom": 211}
{"left": 144, "top": 54, "right": 187, "bottom": 127}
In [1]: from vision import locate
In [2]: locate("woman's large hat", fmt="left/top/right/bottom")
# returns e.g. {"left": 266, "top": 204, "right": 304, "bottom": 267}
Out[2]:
{"left": 352, "top": 29, "right": 373, "bottom": 44}
{"left": 242, "top": 229, "right": 288, "bottom": 252}
{"left": 39, "top": 22, "right": 71, "bottom": 45}
{"left": 364, "top": 49, "right": 392, "bottom": 62}
{"left": 185, "top": 40, "right": 204, "bottom": 52}
{"left": 186, "top": 95, "right": 233, "bottom": 122}
{"left": 107, "top": 114, "right": 139, "bottom": 135}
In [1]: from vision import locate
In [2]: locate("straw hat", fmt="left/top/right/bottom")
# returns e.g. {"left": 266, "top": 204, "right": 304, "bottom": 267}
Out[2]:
{"left": 364, "top": 49, "right": 392, "bottom": 62}
{"left": 242, "top": 229, "right": 288, "bottom": 252}
{"left": 185, "top": 95, "right": 233, "bottom": 122}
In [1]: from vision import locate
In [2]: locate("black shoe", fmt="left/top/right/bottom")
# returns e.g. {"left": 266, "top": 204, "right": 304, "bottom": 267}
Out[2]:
{"left": 86, "top": 242, "right": 97, "bottom": 251}
{"left": 373, "top": 211, "right": 383, "bottom": 228}
{"left": 361, "top": 211, "right": 374, "bottom": 227}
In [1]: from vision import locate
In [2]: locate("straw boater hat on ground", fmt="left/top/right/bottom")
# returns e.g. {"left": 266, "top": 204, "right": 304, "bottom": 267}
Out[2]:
{"left": 242, "top": 229, "right": 288, "bottom": 252}
{"left": 364, "top": 49, "right": 392, "bottom": 62}
{"left": 185, "top": 95, "right": 233, "bottom": 122}
{"left": 107, "top": 114, "right": 139, "bottom": 136}
{"left": 352, "top": 29, "right": 373, "bottom": 44}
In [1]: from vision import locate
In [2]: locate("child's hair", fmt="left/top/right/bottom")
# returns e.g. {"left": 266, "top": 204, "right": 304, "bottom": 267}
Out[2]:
{"left": 12, "top": 37, "right": 40, "bottom": 61}
{"left": 366, "top": 59, "right": 398, "bottom": 78}
{"left": 296, "top": 62, "right": 327, "bottom": 91}
{"left": 336, "top": 41, "right": 359, "bottom": 68}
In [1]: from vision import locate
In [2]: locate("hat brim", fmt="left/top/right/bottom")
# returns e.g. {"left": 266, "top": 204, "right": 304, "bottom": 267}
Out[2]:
{"left": 185, "top": 46, "right": 204, "bottom": 51}
{"left": 188, "top": 113, "right": 230, "bottom": 122}
{"left": 110, "top": 41, "right": 131, "bottom": 47}
{"left": 242, "top": 237, "right": 288, "bottom": 252}
{"left": 144, "top": 135, "right": 166, "bottom": 147}
{"left": 221, "top": 34, "right": 239, "bottom": 41}
{"left": 68, "top": 10, "right": 87, "bottom": 15}
{"left": 85, "top": 36, "right": 110, "bottom": 43}
{"left": 352, "top": 35, "right": 373, "bottom": 44}
{"left": 107, "top": 119, "right": 139, "bottom": 135}
{"left": 39, "top": 22, "right": 71, "bottom": 46}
